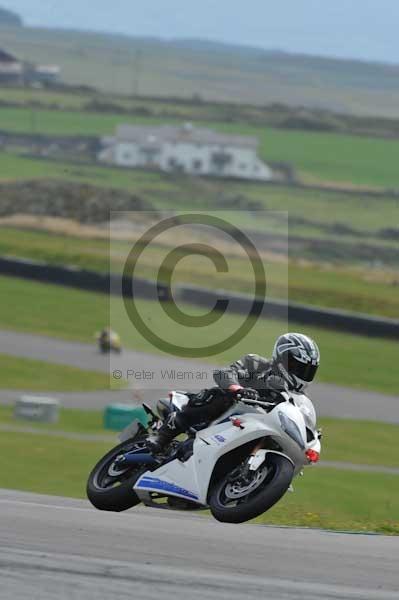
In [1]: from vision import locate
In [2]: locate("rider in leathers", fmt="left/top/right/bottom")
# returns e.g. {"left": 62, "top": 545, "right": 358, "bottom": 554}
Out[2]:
{"left": 149, "top": 333, "right": 320, "bottom": 453}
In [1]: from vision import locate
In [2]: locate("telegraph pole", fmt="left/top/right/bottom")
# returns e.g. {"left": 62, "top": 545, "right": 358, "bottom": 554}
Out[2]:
{"left": 132, "top": 48, "right": 142, "bottom": 98}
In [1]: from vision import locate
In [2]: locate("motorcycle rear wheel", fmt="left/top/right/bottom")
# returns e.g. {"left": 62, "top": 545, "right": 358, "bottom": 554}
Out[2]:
{"left": 86, "top": 435, "right": 148, "bottom": 512}
{"left": 209, "top": 453, "right": 294, "bottom": 524}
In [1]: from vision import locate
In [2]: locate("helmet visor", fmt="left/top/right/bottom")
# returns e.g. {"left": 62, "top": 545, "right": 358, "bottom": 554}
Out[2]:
{"left": 287, "top": 357, "right": 319, "bottom": 383}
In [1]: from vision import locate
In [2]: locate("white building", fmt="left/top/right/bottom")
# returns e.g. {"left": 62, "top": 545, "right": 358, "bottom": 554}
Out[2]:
{"left": 98, "top": 123, "right": 273, "bottom": 181}
{"left": 0, "top": 48, "right": 60, "bottom": 85}
{"left": 0, "top": 49, "right": 23, "bottom": 84}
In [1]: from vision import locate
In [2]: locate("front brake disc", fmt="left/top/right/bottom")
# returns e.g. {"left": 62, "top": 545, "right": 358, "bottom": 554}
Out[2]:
{"left": 224, "top": 467, "right": 268, "bottom": 499}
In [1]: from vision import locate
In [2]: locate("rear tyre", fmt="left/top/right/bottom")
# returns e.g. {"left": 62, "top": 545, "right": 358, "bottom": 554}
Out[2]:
{"left": 209, "top": 453, "right": 294, "bottom": 524}
{"left": 87, "top": 435, "right": 148, "bottom": 512}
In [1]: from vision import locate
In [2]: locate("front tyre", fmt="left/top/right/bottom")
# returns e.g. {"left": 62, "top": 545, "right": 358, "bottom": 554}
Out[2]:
{"left": 209, "top": 453, "right": 294, "bottom": 524}
{"left": 87, "top": 436, "right": 148, "bottom": 512}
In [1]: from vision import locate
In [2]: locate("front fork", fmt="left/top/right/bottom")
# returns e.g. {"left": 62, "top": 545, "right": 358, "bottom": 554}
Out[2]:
{"left": 248, "top": 439, "right": 297, "bottom": 492}
{"left": 231, "top": 439, "right": 268, "bottom": 484}
{"left": 247, "top": 439, "right": 269, "bottom": 472}
{"left": 251, "top": 439, "right": 265, "bottom": 456}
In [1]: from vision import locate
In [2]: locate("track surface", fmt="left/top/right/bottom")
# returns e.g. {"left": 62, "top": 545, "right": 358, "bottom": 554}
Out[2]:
{"left": 1, "top": 489, "right": 398, "bottom": 600}
{"left": 0, "top": 329, "right": 397, "bottom": 422}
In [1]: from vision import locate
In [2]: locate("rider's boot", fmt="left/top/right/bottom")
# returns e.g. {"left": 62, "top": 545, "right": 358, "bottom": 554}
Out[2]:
{"left": 147, "top": 412, "right": 184, "bottom": 454}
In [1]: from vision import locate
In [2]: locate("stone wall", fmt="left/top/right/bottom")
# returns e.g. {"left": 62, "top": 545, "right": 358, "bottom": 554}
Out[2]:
{"left": 0, "top": 180, "right": 153, "bottom": 223}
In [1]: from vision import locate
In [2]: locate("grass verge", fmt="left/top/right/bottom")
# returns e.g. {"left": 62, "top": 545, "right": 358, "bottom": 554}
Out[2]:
{"left": 0, "top": 431, "right": 397, "bottom": 534}
{"left": 0, "top": 353, "right": 113, "bottom": 391}
{"left": 0, "top": 431, "right": 110, "bottom": 499}
{"left": 255, "top": 467, "right": 399, "bottom": 535}
{"left": 0, "top": 405, "right": 111, "bottom": 435}
{"left": 0, "top": 275, "right": 398, "bottom": 395}
{"left": 1, "top": 405, "right": 397, "bottom": 468}
{"left": 0, "top": 225, "right": 398, "bottom": 318}
{"left": 318, "top": 418, "right": 399, "bottom": 468}
{"left": 1, "top": 152, "right": 399, "bottom": 237}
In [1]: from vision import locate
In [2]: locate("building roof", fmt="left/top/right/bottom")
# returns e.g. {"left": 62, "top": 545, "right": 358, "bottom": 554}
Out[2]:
{"left": 0, "top": 63, "right": 23, "bottom": 75}
{"left": 0, "top": 49, "right": 19, "bottom": 63}
{"left": 34, "top": 65, "right": 61, "bottom": 75}
{"left": 115, "top": 123, "right": 258, "bottom": 149}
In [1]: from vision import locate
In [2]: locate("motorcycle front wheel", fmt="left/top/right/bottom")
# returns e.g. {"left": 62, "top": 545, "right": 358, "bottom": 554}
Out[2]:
{"left": 209, "top": 453, "right": 294, "bottom": 524}
{"left": 87, "top": 435, "right": 148, "bottom": 512}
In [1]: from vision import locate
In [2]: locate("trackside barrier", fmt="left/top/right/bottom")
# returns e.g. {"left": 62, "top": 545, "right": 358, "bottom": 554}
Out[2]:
{"left": 179, "top": 284, "right": 399, "bottom": 341}
{"left": 0, "top": 256, "right": 171, "bottom": 300}
{"left": 104, "top": 404, "right": 149, "bottom": 431}
{"left": 14, "top": 396, "right": 60, "bottom": 423}
{"left": 1, "top": 257, "right": 398, "bottom": 340}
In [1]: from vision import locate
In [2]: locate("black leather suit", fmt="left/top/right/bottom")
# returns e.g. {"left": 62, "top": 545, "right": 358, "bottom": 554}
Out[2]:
{"left": 166, "top": 354, "right": 285, "bottom": 434}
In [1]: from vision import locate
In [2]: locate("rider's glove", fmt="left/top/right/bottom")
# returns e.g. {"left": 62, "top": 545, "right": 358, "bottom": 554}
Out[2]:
{"left": 229, "top": 385, "right": 259, "bottom": 402}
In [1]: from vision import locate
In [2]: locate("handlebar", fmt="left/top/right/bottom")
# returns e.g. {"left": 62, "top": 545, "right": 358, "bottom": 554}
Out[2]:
{"left": 237, "top": 397, "right": 277, "bottom": 409}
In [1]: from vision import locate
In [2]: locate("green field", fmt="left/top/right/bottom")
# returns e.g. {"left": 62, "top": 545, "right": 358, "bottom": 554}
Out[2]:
{"left": 0, "top": 429, "right": 397, "bottom": 534}
{"left": 0, "top": 275, "right": 398, "bottom": 395}
{"left": 1, "top": 404, "right": 397, "bottom": 468}
{"left": 0, "top": 225, "right": 398, "bottom": 318}
{"left": 111, "top": 294, "right": 399, "bottom": 394}
{"left": 0, "top": 275, "right": 107, "bottom": 341}
{"left": 256, "top": 467, "right": 399, "bottom": 534}
{"left": 318, "top": 418, "right": 399, "bottom": 467}
{"left": 0, "top": 431, "right": 109, "bottom": 498}
{"left": 2, "top": 84, "right": 399, "bottom": 144}
{"left": 0, "top": 87, "right": 92, "bottom": 109}
{"left": 1, "top": 106, "right": 399, "bottom": 188}
{"left": 0, "top": 353, "right": 111, "bottom": 391}
{"left": 0, "top": 405, "right": 111, "bottom": 436}
{"left": 1, "top": 149, "right": 399, "bottom": 292}
{"left": 1, "top": 151, "right": 399, "bottom": 235}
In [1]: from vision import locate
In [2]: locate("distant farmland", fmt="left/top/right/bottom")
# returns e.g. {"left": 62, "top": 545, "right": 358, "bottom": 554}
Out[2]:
{"left": 2, "top": 26, "right": 399, "bottom": 118}
{"left": 1, "top": 106, "right": 399, "bottom": 189}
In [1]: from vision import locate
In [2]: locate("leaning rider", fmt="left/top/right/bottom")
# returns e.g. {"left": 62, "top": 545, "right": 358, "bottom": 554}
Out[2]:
{"left": 148, "top": 333, "right": 320, "bottom": 453}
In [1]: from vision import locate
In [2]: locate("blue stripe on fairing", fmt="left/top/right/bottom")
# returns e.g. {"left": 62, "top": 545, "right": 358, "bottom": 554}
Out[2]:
{"left": 136, "top": 476, "right": 198, "bottom": 500}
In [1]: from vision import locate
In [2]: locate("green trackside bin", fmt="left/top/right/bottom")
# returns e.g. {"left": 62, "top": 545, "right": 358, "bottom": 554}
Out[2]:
{"left": 103, "top": 404, "right": 149, "bottom": 432}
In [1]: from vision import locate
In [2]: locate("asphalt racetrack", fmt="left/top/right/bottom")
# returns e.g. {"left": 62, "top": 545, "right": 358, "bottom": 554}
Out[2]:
{"left": 0, "top": 329, "right": 397, "bottom": 422}
{"left": 1, "top": 489, "right": 398, "bottom": 600}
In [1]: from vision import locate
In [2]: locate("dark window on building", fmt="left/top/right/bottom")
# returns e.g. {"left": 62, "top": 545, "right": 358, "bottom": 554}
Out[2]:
{"left": 211, "top": 151, "right": 233, "bottom": 170}
{"left": 193, "top": 159, "right": 202, "bottom": 170}
{"left": 140, "top": 147, "right": 160, "bottom": 164}
{"left": 168, "top": 157, "right": 185, "bottom": 172}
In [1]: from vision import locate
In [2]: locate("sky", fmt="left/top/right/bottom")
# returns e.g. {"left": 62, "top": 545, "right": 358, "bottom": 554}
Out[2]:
{"left": 4, "top": 0, "right": 399, "bottom": 64}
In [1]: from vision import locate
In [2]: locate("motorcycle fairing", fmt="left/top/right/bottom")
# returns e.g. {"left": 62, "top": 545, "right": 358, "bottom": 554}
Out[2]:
{"left": 135, "top": 475, "right": 199, "bottom": 501}
{"left": 134, "top": 400, "right": 310, "bottom": 505}
{"left": 134, "top": 422, "right": 272, "bottom": 505}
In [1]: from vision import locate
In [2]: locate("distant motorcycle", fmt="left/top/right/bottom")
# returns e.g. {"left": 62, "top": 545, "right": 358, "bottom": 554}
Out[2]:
{"left": 87, "top": 390, "right": 321, "bottom": 524}
{"left": 96, "top": 330, "right": 122, "bottom": 354}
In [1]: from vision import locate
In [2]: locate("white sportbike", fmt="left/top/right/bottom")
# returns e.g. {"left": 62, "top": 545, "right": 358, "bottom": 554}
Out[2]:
{"left": 87, "top": 390, "right": 321, "bottom": 523}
